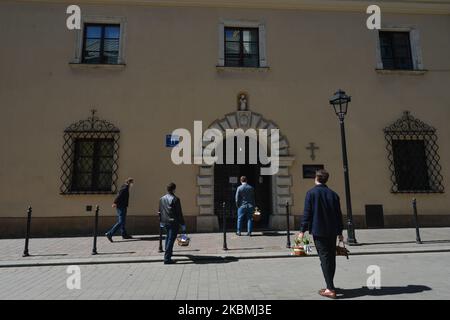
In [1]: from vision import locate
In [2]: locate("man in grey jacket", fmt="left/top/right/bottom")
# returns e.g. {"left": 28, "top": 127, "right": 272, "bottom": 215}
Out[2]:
{"left": 159, "top": 182, "right": 186, "bottom": 264}
{"left": 235, "top": 176, "right": 256, "bottom": 236}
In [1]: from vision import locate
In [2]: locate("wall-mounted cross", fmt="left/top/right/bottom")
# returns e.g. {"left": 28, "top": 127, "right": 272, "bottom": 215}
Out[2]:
{"left": 306, "top": 142, "right": 319, "bottom": 161}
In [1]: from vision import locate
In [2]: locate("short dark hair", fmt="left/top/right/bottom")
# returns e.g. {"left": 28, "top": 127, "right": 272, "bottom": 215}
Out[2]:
{"left": 316, "top": 169, "right": 329, "bottom": 184}
{"left": 167, "top": 182, "right": 176, "bottom": 193}
{"left": 126, "top": 177, "right": 134, "bottom": 184}
{"left": 240, "top": 176, "right": 247, "bottom": 183}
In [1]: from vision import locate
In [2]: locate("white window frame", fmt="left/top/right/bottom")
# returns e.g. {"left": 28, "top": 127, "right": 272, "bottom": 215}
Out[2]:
{"left": 218, "top": 19, "right": 267, "bottom": 68}
{"left": 71, "top": 16, "right": 127, "bottom": 65}
{"left": 375, "top": 26, "right": 424, "bottom": 70}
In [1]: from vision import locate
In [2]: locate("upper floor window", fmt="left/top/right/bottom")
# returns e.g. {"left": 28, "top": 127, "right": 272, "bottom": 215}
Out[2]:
{"left": 217, "top": 21, "right": 267, "bottom": 69}
{"left": 224, "top": 27, "right": 259, "bottom": 67}
{"left": 379, "top": 31, "right": 413, "bottom": 70}
{"left": 70, "top": 17, "right": 126, "bottom": 66}
{"left": 82, "top": 24, "right": 120, "bottom": 64}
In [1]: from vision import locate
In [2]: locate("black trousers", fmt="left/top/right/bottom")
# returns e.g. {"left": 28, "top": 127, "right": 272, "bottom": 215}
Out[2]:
{"left": 313, "top": 236, "right": 337, "bottom": 290}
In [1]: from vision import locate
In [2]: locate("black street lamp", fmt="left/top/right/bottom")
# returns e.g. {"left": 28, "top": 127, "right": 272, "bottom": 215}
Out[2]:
{"left": 329, "top": 89, "right": 357, "bottom": 245}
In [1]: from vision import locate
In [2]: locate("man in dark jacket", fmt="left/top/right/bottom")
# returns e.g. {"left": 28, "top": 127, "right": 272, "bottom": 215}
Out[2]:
{"left": 105, "top": 177, "right": 134, "bottom": 242}
{"left": 159, "top": 182, "right": 186, "bottom": 264}
{"left": 298, "top": 169, "right": 344, "bottom": 299}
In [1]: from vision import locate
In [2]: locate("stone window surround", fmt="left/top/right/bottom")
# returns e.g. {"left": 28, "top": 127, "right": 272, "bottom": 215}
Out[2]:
{"left": 375, "top": 25, "right": 425, "bottom": 72}
{"left": 217, "top": 19, "right": 268, "bottom": 69}
{"left": 195, "top": 110, "right": 295, "bottom": 232}
{"left": 70, "top": 15, "right": 127, "bottom": 66}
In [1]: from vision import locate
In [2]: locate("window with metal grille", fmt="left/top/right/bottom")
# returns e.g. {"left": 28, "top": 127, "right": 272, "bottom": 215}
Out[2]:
{"left": 224, "top": 27, "right": 259, "bottom": 67}
{"left": 384, "top": 111, "right": 444, "bottom": 193}
{"left": 392, "top": 140, "right": 430, "bottom": 191}
{"left": 61, "top": 110, "right": 120, "bottom": 194}
{"left": 379, "top": 31, "right": 413, "bottom": 70}
{"left": 71, "top": 139, "right": 114, "bottom": 192}
{"left": 82, "top": 24, "right": 120, "bottom": 64}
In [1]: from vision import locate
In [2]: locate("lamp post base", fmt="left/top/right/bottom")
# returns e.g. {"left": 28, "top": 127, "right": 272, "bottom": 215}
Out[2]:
{"left": 346, "top": 222, "right": 358, "bottom": 246}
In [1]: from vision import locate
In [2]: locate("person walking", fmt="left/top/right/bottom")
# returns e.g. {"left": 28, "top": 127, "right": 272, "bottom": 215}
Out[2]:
{"left": 297, "top": 169, "right": 344, "bottom": 299}
{"left": 105, "top": 177, "right": 134, "bottom": 242}
{"left": 235, "top": 176, "right": 256, "bottom": 236}
{"left": 159, "top": 182, "right": 186, "bottom": 264}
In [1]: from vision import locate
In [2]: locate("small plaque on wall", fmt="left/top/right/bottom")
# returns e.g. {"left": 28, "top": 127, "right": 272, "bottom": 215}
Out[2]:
{"left": 303, "top": 164, "right": 324, "bottom": 179}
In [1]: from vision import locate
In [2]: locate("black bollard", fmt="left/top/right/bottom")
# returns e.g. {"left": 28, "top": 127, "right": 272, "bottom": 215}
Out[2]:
{"left": 412, "top": 198, "right": 422, "bottom": 244}
{"left": 158, "top": 212, "right": 164, "bottom": 253}
{"left": 223, "top": 201, "right": 228, "bottom": 250}
{"left": 92, "top": 205, "right": 99, "bottom": 255}
{"left": 23, "top": 206, "right": 32, "bottom": 257}
{"left": 286, "top": 202, "right": 291, "bottom": 248}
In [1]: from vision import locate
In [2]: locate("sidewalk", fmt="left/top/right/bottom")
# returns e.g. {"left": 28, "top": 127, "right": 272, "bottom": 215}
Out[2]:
{"left": 1, "top": 228, "right": 449, "bottom": 268}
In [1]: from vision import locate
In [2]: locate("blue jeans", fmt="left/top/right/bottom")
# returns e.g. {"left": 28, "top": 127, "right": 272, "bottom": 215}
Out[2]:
{"left": 163, "top": 223, "right": 179, "bottom": 263}
{"left": 237, "top": 205, "right": 254, "bottom": 234}
{"left": 107, "top": 207, "right": 128, "bottom": 236}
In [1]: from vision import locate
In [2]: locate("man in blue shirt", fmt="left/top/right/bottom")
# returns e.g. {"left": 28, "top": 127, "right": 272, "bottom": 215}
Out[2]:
{"left": 235, "top": 176, "right": 256, "bottom": 236}
{"left": 298, "top": 169, "right": 344, "bottom": 299}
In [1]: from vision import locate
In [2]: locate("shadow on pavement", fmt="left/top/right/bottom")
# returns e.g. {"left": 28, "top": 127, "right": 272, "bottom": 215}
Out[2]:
{"left": 261, "top": 231, "right": 294, "bottom": 237}
{"left": 423, "top": 240, "right": 450, "bottom": 244}
{"left": 25, "top": 254, "right": 68, "bottom": 257}
{"left": 96, "top": 251, "right": 136, "bottom": 255}
{"left": 226, "top": 247, "right": 265, "bottom": 251}
{"left": 174, "top": 254, "right": 239, "bottom": 265}
{"left": 358, "top": 241, "right": 417, "bottom": 246}
{"left": 132, "top": 236, "right": 163, "bottom": 241}
{"left": 358, "top": 239, "right": 450, "bottom": 246}
{"left": 336, "top": 285, "right": 432, "bottom": 299}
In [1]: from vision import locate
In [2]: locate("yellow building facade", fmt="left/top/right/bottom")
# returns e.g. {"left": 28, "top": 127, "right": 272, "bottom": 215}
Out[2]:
{"left": 1, "top": 0, "right": 450, "bottom": 237}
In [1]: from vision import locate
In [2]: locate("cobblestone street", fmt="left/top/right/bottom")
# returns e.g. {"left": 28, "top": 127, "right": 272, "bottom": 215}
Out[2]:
{"left": 0, "top": 228, "right": 449, "bottom": 299}
{"left": 0, "top": 251, "right": 449, "bottom": 300}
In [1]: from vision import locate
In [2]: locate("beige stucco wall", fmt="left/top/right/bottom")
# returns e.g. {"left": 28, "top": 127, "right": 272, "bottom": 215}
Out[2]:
{"left": 0, "top": 1, "right": 449, "bottom": 235}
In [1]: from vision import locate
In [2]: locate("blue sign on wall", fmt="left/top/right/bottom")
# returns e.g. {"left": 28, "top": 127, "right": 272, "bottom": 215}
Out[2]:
{"left": 166, "top": 134, "right": 180, "bottom": 147}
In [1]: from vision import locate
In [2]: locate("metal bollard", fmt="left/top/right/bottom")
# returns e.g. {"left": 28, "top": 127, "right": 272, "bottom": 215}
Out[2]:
{"left": 158, "top": 213, "right": 164, "bottom": 253}
{"left": 412, "top": 198, "right": 422, "bottom": 244}
{"left": 286, "top": 202, "right": 291, "bottom": 248}
{"left": 223, "top": 202, "right": 228, "bottom": 250}
{"left": 23, "top": 206, "right": 32, "bottom": 257}
{"left": 92, "top": 205, "right": 99, "bottom": 255}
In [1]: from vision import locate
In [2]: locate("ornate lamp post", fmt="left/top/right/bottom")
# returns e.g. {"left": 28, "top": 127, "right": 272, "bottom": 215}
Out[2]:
{"left": 329, "top": 89, "right": 357, "bottom": 245}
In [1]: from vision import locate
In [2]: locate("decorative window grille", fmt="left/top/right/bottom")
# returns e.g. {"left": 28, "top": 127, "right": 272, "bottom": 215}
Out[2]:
{"left": 60, "top": 110, "right": 120, "bottom": 194}
{"left": 384, "top": 111, "right": 444, "bottom": 193}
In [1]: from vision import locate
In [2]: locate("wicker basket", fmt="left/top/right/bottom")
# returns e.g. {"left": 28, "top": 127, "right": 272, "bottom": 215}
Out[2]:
{"left": 292, "top": 246, "right": 307, "bottom": 256}
{"left": 253, "top": 207, "right": 262, "bottom": 222}
{"left": 176, "top": 237, "right": 190, "bottom": 246}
